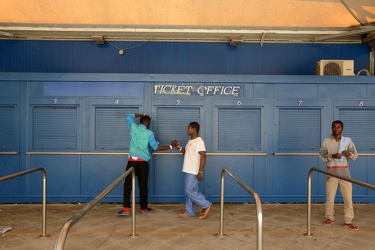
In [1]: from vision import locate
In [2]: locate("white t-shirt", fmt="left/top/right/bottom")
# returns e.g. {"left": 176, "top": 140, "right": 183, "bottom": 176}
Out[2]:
{"left": 182, "top": 137, "right": 206, "bottom": 175}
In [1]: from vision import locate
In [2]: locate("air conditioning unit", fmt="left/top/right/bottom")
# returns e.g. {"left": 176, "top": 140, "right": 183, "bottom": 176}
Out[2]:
{"left": 316, "top": 60, "right": 354, "bottom": 76}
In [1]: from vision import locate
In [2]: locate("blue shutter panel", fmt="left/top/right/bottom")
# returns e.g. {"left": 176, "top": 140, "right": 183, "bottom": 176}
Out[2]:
{"left": 156, "top": 107, "right": 200, "bottom": 147}
{"left": 95, "top": 107, "right": 138, "bottom": 150}
{"left": 218, "top": 108, "right": 261, "bottom": 151}
{"left": 0, "top": 106, "right": 15, "bottom": 151}
{"left": 339, "top": 108, "right": 375, "bottom": 151}
{"left": 33, "top": 106, "right": 78, "bottom": 150}
{"left": 279, "top": 108, "right": 321, "bottom": 151}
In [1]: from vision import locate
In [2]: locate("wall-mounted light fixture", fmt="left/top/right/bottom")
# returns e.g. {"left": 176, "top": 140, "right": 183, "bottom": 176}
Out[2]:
{"left": 91, "top": 35, "right": 104, "bottom": 45}
{"left": 229, "top": 36, "right": 243, "bottom": 47}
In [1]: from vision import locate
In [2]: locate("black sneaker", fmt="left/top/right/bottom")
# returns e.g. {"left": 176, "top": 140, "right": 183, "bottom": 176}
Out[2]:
{"left": 141, "top": 208, "right": 152, "bottom": 214}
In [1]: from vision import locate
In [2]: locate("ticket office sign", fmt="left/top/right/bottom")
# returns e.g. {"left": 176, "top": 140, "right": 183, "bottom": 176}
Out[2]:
{"left": 154, "top": 84, "right": 243, "bottom": 97}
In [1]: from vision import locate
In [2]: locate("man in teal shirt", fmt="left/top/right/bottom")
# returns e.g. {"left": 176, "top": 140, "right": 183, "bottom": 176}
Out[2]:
{"left": 118, "top": 113, "right": 176, "bottom": 215}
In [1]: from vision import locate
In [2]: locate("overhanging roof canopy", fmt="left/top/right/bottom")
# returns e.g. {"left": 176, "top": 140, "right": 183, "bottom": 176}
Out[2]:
{"left": 1, "top": 0, "right": 375, "bottom": 44}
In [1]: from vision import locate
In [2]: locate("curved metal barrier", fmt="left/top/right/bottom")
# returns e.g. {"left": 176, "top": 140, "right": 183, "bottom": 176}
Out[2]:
{"left": 306, "top": 167, "right": 375, "bottom": 236}
{"left": 0, "top": 167, "right": 47, "bottom": 238}
{"left": 55, "top": 167, "right": 136, "bottom": 250}
{"left": 219, "top": 167, "right": 263, "bottom": 250}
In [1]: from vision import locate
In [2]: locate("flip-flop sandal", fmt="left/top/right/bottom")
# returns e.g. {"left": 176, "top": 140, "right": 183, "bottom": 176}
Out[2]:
{"left": 344, "top": 223, "right": 359, "bottom": 231}
{"left": 323, "top": 219, "right": 334, "bottom": 226}
{"left": 199, "top": 205, "right": 212, "bottom": 219}
{"left": 179, "top": 212, "right": 193, "bottom": 218}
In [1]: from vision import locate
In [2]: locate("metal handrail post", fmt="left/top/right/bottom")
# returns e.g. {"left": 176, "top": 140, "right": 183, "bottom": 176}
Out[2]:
{"left": 55, "top": 167, "right": 136, "bottom": 250}
{"left": 131, "top": 169, "right": 136, "bottom": 237}
{"left": 219, "top": 167, "right": 263, "bottom": 250}
{"left": 0, "top": 167, "right": 47, "bottom": 238}
{"left": 219, "top": 169, "right": 225, "bottom": 236}
{"left": 254, "top": 192, "right": 263, "bottom": 249}
{"left": 306, "top": 167, "right": 375, "bottom": 236}
{"left": 55, "top": 220, "right": 72, "bottom": 247}
{"left": 41, "top": 168, "right": 47, "bottom": 238}
{"left": 306, "top": 168, "right": 313, "bottom": 236}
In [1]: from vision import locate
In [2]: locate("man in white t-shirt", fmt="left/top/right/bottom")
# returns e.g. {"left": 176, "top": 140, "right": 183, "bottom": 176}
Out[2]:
{"left": 176, "top": 121, "right": 212, "bottom": 219}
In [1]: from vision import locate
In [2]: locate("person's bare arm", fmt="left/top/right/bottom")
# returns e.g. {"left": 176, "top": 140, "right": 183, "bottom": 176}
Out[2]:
{"left": 197, "top": 151, "right": 206, "bottom": 181}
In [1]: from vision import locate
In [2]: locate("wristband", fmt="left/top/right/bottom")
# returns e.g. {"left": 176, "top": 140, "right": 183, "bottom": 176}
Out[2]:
{"left": 198, "top": 171, "right": 203, "bottom": 174}
{"left": 169, "top": 145, "right": 172, "bottom": 149}
{"left": 179, "top": 147, "right": 182, "bottom": 151}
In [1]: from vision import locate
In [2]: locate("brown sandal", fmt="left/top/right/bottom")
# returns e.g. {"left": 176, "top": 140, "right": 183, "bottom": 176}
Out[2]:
{"left": 199, "top": 205, "right": 212, "bottom": 219}
{"left": 323, "top": 219, "right": 334, "bottom": 226}
{"left": 344, "top": 223, "right": 359, "bottom": 231}
{"left": 179, "top": 212, "right": 193, "bottom": 218}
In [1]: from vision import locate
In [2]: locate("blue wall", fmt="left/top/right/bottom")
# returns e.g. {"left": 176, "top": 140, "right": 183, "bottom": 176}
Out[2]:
{"left": 1, "top": 73, "right": 375, "bottom": 204}
{"left": 0, "top": 40, "right": 374, "bottom": 204}
{"left": 0, "top": 40, "right": 371, "bottom": 75}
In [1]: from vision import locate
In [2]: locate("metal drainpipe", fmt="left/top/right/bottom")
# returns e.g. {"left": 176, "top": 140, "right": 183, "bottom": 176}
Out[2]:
{"left": 370, "top": 50, "right": 374, "bottom": 76}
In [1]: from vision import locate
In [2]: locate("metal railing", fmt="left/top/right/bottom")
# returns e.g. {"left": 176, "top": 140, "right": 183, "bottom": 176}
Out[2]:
{"left": 26, "top": 151, "right": 268, "bottom": 156}
{"left": 306, "top": 167, "right": 375, "bottom": 236}
{"left": 55, "top": 167, "right": 136, "bottom": 250}
{"left": 155, "top": 152, "right": 267, "bottom": 156}
{"left": 275, "top": 152, "right": 375, "bottom": 156}
{"left": 0, "top": 167, "right": 47, "bottom": 238}
{"left": 219, "top": 167, "right": 263, "bottom": 250}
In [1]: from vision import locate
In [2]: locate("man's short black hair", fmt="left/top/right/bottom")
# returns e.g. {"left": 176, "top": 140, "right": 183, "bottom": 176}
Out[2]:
{"left": 332, "top": 120, "right": 343, "bottom": 128}
{"left": 140, "top": 115, "right": 151, "bottom": 124}
{"left": 189, "top": 121, "right": 200, "bottom": 133}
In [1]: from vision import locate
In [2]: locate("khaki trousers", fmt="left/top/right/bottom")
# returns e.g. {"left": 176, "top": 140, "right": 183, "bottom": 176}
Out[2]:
{"left": 325, "top": 176, "right": 354, "bottom": 224}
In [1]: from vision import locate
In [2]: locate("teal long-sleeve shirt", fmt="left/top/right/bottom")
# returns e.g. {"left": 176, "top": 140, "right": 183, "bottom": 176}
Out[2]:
{"left": 126, "top": 114, "right": 159, "bottom": 161}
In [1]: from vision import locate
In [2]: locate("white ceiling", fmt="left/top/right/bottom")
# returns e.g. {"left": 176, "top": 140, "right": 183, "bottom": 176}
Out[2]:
{"left": 1, "top": 0, "right": 375, "bottom": 44}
